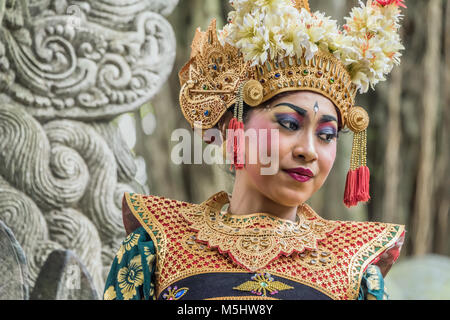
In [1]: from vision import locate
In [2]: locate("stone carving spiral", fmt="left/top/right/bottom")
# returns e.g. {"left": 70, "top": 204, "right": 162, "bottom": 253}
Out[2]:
{"left": 45, "top": 208, "right": 104, "bottom": 293}
{"left": 0, "top": 103, "right": 89, "bottom": 210}
{"left": 0, "top": 176, "right": 63, "bottom": 289}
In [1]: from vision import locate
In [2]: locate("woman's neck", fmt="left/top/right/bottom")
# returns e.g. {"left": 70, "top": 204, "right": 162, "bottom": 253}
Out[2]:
{"left": 228, "top": 174, "right": 299, "bottom": 222}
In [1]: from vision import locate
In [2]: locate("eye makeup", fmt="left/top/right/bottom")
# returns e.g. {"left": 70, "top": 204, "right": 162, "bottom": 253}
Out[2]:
{"left": 271, "top": 102, "right": 338, "bottom": 138}
{"left": 275, "top": 113, "right": 302, "bottom": 131}
{"left": 271, "top": 103, "right": 306, "bottom": 130}
{"left": 316, "top": 123, "right": 339, "bottom": 142}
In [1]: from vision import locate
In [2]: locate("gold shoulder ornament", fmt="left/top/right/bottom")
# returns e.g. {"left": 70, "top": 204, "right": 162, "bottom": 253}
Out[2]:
{"left": 181, "top": 191, "right": 338, "bottom": 272}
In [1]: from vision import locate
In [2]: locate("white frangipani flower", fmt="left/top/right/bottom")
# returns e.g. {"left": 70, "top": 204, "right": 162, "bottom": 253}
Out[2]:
{"left": 220, "top": 0, "right": 404, "bottom": 92}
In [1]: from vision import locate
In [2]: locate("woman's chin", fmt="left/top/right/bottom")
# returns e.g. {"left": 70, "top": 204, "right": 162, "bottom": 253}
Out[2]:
{"left": 267, "top": 186, "right": 313, "bottom": 208}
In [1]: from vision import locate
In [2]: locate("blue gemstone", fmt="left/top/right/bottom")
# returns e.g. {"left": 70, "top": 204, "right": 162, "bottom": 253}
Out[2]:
{"left": 204, "top": 110, "right": 210, "bottom": 116}
{"left": 275, "top": 73, "right": 281, "bottom": 78}
{"left": 175, "top": 289, "right": 186, "bottom": 299}
{"left": 213, "top": 64, "right": 217, "bottom": 70}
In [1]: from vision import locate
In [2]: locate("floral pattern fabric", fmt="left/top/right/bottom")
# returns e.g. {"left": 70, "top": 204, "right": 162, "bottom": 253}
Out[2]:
{"left": 358, "top": 265, "right": 388, "bottom": 300}
{"left": 104, "top": 227, "right": 388, "bottom": 300}
{"left": 103, "top": 227, "right": 156, "bottom": 300}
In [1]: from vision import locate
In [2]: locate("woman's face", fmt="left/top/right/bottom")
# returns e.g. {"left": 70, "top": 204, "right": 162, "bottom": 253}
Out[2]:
{"left": 239, "top": 91, "right": 339, "bottom": 207}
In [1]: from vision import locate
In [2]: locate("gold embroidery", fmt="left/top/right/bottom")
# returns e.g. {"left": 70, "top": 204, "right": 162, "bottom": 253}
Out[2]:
{"left": 150, "top": 282, "right": 156, "bottom": 300}
{"left": 348, "top": 223, "right": 405, "bottom": 299}
{"left": 124, "top": 192, "right": 168, "bottom": 290}
{"left": 104, "top": 286, "right": 117, "bottom": 300}
{"left": 293, "top": 248, "right": 336, "bottom": 271}
{"left": 181, "top": 233, "right": 215, "bottom": 256}
{"left": 117, "top": 255, "right": 144, "bottom": 300}
{"left": 124, "top": 233, "right": 140, "bottom": 251}
{"left": 182, "top": 191, "right": 338, "bottom": 271}
{"left": 123, "top": 191, "right": 405, "bottom": 300}
{"left": 179, "top": 20, "right": 357, "bottom": 132}
{"left": 233, "top": 273, "right": 294, "bottom": 297}
{"left": 116, "top": 245, "right": 125, "bottom": 264}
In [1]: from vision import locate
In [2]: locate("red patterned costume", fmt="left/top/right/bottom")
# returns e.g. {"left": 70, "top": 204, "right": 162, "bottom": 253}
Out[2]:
{"left": 103, "top": 191, "right": 405, "bottom": 300}
{"left": 103, "top": 0, "right": 407, "bottom": 301}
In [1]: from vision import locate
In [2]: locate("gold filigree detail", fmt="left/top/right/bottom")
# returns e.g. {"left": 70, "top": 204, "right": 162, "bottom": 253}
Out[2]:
{"left": 348, "top": 223, "right": 405, "bottom": 299}
{"left": 179, "top": 19, "right": 255, "bottom": 130}
{"left": 293, "top": 248, "right": 337, "bottom": 271}
{"left": 293, "top": 0, "right": 311, "bottom": 11}
{"left": 124, "top": 192, "right": 167, "bottom": 286}
{"left": 243, "top": 79, "right": 264, "bottom": 107}
{"left": 122, "top": 191, "right": 405, "bottom": 300}
{"left": 179, "top": 20, "right": 357, "bottom": 131}
{"left": 181, "top": 233, "right": 209, "bottom": 254}
{"left": 182, "top": 191, "right": 338, "bottom": 272}
{"left": 233, "top": 273, "right": 294, "bottom": 297}
{"left": 346, "top": 106, "right": 369, "bottom": 133}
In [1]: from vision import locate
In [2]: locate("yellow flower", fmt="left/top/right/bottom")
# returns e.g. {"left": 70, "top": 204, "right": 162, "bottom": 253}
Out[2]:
{"left": 104, "top": 286, "right": 117, "bottom": 300}
{"left": 123, "top": 233, "right": 140, "bottom": 251}
{"left": 150, "top": 282, "right": 156, "bottom": 300}
{"left": 117, "top": 255, "right": 144, "bottom": 300}
{"left": 116, "top": 245, "right": 125, "bottom": 264}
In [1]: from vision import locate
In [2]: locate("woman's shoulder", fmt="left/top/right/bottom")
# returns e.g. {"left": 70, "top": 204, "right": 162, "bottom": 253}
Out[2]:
{"left": 328, "top": 218, "right": 406, "bottom": 278}
{"left": 121, "top": 191, "right": 198, "bottom": 235}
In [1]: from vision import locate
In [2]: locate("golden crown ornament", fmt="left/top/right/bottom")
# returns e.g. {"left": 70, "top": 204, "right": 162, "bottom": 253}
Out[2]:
{"left": 179, "top": 0, "right": 406, "bottom": 207}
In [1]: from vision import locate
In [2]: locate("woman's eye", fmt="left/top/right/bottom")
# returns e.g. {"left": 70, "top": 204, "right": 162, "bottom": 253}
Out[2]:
{"left": 281, "top": 120, "right": 298, "bottom": 130}
{"left": 318, "top": 132, "right": 338, "bottom": 142}
{"left": 277, "top": 118, "right": 299, "bottom": 131}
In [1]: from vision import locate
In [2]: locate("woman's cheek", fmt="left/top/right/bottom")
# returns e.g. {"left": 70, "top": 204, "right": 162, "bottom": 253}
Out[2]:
{"left": 318, "top": 144, "right": 337, "bottom": 178}
{"left": 245, "top": 116, "right": 278, "bottom": 162}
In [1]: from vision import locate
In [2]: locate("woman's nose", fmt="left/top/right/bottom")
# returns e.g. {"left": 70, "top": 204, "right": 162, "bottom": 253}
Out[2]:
{"left": 292, "top": 134, "right": 318, "bottom": 162}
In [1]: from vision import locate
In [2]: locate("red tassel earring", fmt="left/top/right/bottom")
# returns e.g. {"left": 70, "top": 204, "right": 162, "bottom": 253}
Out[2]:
{"left": 344, "top": 107, "right": 371, "bottom": 208}
{"left": 225, "top": 80, "right": 264, "bottom": 171}
{"left": 226, "top": 82, "right": 246, "bottom": 171}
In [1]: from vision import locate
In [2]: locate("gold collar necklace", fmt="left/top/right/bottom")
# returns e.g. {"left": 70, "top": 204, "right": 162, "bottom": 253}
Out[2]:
{"left": 181, "top": 191, "right": 338, "bottom": 272}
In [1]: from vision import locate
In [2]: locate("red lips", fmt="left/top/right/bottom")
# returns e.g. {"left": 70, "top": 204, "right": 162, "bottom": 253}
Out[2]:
{"left": 285, "top": 167, "right": 314, "bottom": 177}
{"left": 284, "top": 167, "right": 314, "bottom": 183}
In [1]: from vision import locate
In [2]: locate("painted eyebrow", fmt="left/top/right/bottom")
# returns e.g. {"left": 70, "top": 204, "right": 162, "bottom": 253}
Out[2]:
{"left": 273, "top": 103, "right": 307, "bottom": 117}
{"left": 273, "top": 102, "right": 338, "bottom": 125}
{"left": 318, "top": 115, "right": 338, "bottom": 124}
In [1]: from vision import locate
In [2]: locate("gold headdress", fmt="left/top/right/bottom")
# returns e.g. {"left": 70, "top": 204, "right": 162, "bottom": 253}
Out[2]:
{"left": 179, "top": 0, "right": 406, "bottom": 207}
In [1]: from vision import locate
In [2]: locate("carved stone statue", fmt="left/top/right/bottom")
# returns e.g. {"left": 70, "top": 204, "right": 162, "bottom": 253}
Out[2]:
{"left": 0, "top": 0, "right": 177, "bottom": 298}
